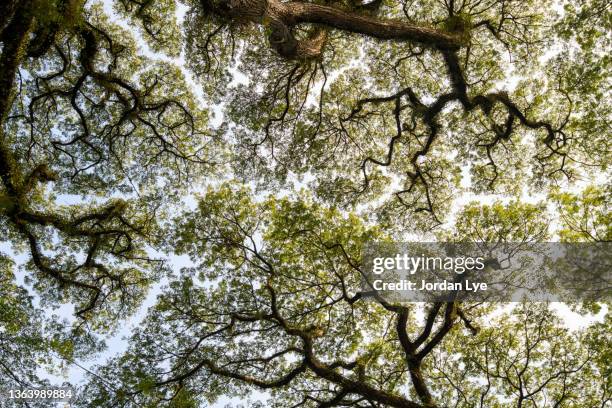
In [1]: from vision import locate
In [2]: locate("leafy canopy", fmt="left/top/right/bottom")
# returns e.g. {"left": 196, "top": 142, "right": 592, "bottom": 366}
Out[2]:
{"left": 0, "top": 0, "right": 609, "bottom": 406}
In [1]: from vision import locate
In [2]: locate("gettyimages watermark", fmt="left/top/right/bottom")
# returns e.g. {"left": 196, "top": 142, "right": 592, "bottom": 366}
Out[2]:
{"left": 361, "top": 242, "right": 611, "bottom": 302}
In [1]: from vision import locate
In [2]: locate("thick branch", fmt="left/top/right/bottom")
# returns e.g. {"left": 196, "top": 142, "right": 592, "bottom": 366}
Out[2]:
{"left": 206, "top": 0, "right": 463, "bottom": 60}
{"left": 279, "top": 1, "right": 462, "bottom": 48}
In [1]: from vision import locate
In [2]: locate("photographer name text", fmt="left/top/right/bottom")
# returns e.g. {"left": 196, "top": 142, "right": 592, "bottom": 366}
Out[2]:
{"left": 372, "top": 279, "right": 488, "bottom": 292}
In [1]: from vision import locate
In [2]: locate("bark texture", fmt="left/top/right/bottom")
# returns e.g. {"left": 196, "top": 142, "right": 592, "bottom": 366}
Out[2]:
{"left": 204, "top": 0, "right": 463, "bottom": 59}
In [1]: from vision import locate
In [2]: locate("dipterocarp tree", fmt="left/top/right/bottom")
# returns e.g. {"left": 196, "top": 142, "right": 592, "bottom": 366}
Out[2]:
{"left": 75, "top": 186, "right": 611, "bottom": 407}
{"left": 0, "top": 254, "right": 102, "bottom": 407}
{"left": 0, "top": 0, "right": 215, "bottom": 326}
{"left": 0, "top": 0, "right": 610, "bottom": 407}
{"left": 0, "top": 0, "right": 214, "bottom": 392}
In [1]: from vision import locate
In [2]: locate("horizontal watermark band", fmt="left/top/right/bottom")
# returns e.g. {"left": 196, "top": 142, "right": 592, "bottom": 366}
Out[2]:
{"left": 361, "top": 242, "right": 611, "bottom": 302}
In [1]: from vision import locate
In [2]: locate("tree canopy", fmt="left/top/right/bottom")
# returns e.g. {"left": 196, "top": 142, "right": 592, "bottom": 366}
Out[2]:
{"left": 0, "top": 0, "right": 610, "bottom": 407}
